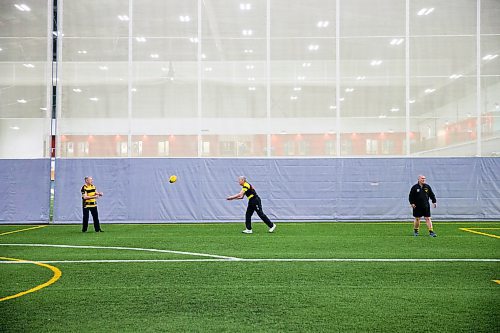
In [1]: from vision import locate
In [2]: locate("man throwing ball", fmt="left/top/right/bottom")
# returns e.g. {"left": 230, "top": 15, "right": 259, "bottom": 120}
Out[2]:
{"left": 227, "top": 176, "right": 276, "bottom": 234}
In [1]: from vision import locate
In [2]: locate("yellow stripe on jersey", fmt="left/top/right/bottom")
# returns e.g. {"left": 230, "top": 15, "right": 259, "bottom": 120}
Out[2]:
{"left": 242, "top": 182, "right": 255, "bottom": 199}
{"left": 81, "top": 184, "right": 97, "bottom": 208}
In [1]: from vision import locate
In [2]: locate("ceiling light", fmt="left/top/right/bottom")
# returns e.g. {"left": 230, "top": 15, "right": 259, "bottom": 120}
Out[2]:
{"left": 378, "top": 115, "right": 387, "bottom": 119}
{"left": 370, "top": 60, "right": 382, "bottom": 66}
{"left": 99, "top": 66, "right": 108, "bottom": 70}
{"left": 118, "top": 15, "right": 129, "bottom": 21}
{"left": 204, "top": 67, "right": 213, "bottom": 72}
{"left": 150, "top": 54, "right": 159, "bottom": 59}
{"left": 339, "top": 97, "right": 345, "bottom": 102}
{"left": 293, "top": 87, "right": 302, "bottom": 91}
{"left": 23, "top": 63, "right": 35, "bottom": 68}
{"left": 10, "top": 126, "right": 20, "bottom": 130}
{"left": 317, "top": 21, "right": 330, "bottom": 28}
{"left": 424, "top": 88, "right": 435, "bottom": 93}
{"left": 77, "top": 50, "right": 87, "bottom": 54}
{"left": 308, "top": 44, "right": 319, "bottom": 51}
{"left": 240, "top": 3, "right": 251, "bottom": 10}
{"left": 242, "top": 29, "right": 253, "bottom": 36}
{"left": 302, "top": 62, "right": 311, "bottom": 67}
{"left": 390, "top": 107, "right": 400, "bottom": 112}
{"left": 356, "top": 76, "right": 366, "bottom": 80}
{"left": 14, "top": 4, "right": 31, "bottom": 11}
{"left": 17, "top": 99, "right": 27, "bottom": 103}
{"left": 244, "top": 49, "right": 253, "bottom": 53}
{"left": 290, "top": 96, "right": 298, "bottom": 100}
{"left": 136, "top": 37, "right": 147, "bottom": 42}
{"left": 72, "top": 88, "right": 82, "bottom": 93}
{"left": 417, "top": 7, "right": 434, "bottom": 16}
{"left": 329, "top": 105, "right": 336, "bottom": 110}
{"left": 40, "top": 107, "right": 47, "bottom": 111}
{"left": 390, "top": 38, "right": 404, "bottom": 45}
{"left": 89, "top": 97, "right": 99, "bottom": 101}
{"left": 248, "top": 86, "right": 256, "bottom": 91}
{"left": 201, "top": 53, "right": 207, "bottom": 59}
{"left": 297, "top": 76, "right": 305, "bottom": 80}
{"left": 0, "top": 48, "right": 3, "bottom": 51}
{"left": 245, "top": 65, "right": 254, "bottom": 70}
{"left": 131, "top": 88, "right": 137, "bottom": 92}
{"left": 179, "top": 15, "right": 191, "bottom": 22}
{"left": 449, "top": 74, "right": 462, "bottom": 79}
{"left": 345, "top": 88, "right": 354, "bottom": 93}
{"left": 248, "top": 77, "right": 255, "bottom": 81}
{"left": 189, "top": 37, "right": 198, "bottom": 43}
{"left": 482, "top": 54, "right": 498, "bottom": 61}
{"left": 409, "top": 99, "right": 416, "bottom": 104}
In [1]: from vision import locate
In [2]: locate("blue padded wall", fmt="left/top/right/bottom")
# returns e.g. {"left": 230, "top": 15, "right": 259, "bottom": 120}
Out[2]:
{"left": 0, "top": 159, "right": 51, "bottom": 223}
{"left": 53, "top": 157, "right": 500, "bottom": 223}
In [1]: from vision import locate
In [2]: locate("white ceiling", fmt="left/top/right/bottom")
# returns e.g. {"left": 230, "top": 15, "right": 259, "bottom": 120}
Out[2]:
{"left": 0, "top": 0, "right": 499, "bottom": 120}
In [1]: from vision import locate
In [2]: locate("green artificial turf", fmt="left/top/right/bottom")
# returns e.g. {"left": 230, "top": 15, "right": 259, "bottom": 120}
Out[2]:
{"left": 0, "top": 222, "right": 499, "bottom": 332}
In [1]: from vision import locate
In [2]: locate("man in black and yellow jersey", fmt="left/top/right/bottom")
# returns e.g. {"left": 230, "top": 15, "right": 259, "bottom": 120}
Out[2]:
{"left": 227, "top": 176, "right": 276, "bottom": 234}
{"left": 81, "top": 176, "right": 103, "bottom": 232}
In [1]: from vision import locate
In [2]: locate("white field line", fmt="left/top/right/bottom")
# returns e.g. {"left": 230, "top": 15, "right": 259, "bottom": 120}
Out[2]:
{"left": 0, "top": 243, "right": 498, "bottom": 264}
{"left": 0, "top": 243, "right": 240, "bottom": 260}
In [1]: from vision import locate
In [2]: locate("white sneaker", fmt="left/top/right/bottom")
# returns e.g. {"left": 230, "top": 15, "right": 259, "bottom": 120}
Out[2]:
{"left": 242, "top": 229, "right": 253, "bottom": 234}
{"left": 269, "top": 223, "right": 276, "bottom": 233}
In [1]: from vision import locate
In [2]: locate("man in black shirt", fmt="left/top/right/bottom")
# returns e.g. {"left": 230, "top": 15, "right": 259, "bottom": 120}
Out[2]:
{"left": 227, "top": 176, "right": 276, "bottom": 234}
{"left": 408, "top": 175, "right": 437, "bottom": 237}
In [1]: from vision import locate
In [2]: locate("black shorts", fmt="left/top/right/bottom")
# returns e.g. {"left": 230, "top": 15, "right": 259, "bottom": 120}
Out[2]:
{"left": 413, "top": 206, "right": 431, "bottom": 218}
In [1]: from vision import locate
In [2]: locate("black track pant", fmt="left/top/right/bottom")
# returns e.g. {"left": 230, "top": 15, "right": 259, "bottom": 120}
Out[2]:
{"left": 82, "top": 206, "right": 101, "bottom": 232}
{"left": 245, "top": 196, "right": 273, "bottom": 230}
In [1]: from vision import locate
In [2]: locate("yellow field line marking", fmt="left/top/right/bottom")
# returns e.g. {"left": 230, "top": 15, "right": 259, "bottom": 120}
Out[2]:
{"left": 459, "top": 228, "right": 500, "bottom": 239}
{"left": 0, "top": 225, "right": 47, "bottom": 236}
{"left": 466, "top": 228, "right": 500, "bottom": 230}
{"left": 493, "top": 280, "right": 500, "bottom": 285}
{"left": 0, "top": 257, "right": 62, "bottom": 302}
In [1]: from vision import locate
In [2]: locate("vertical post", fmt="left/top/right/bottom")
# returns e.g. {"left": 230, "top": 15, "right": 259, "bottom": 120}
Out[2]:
{"left": 405, "top": 0, "right": 410, "bottom": 156}
{"left": 335, "top": 0, "right": 341, "bottom": 156}
{"left": 128, "top": 0, "right": 133, "bottom": 157}
{"left": 49, "top": 0, "right": 59, "bottom": 223}
{"left": 266, "top": 0, "right": 271, "bottom": 157}
{"left": 197, "top": 0, "right": 202, "bottom": 157}
{"left": 476, "top": 0, "right": 482, "bottom": 156}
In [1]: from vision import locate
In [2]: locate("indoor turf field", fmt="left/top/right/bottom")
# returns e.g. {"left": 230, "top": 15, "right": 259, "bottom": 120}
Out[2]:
{"left": 1, "top": 222, "right": 498, "bottom": 332}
